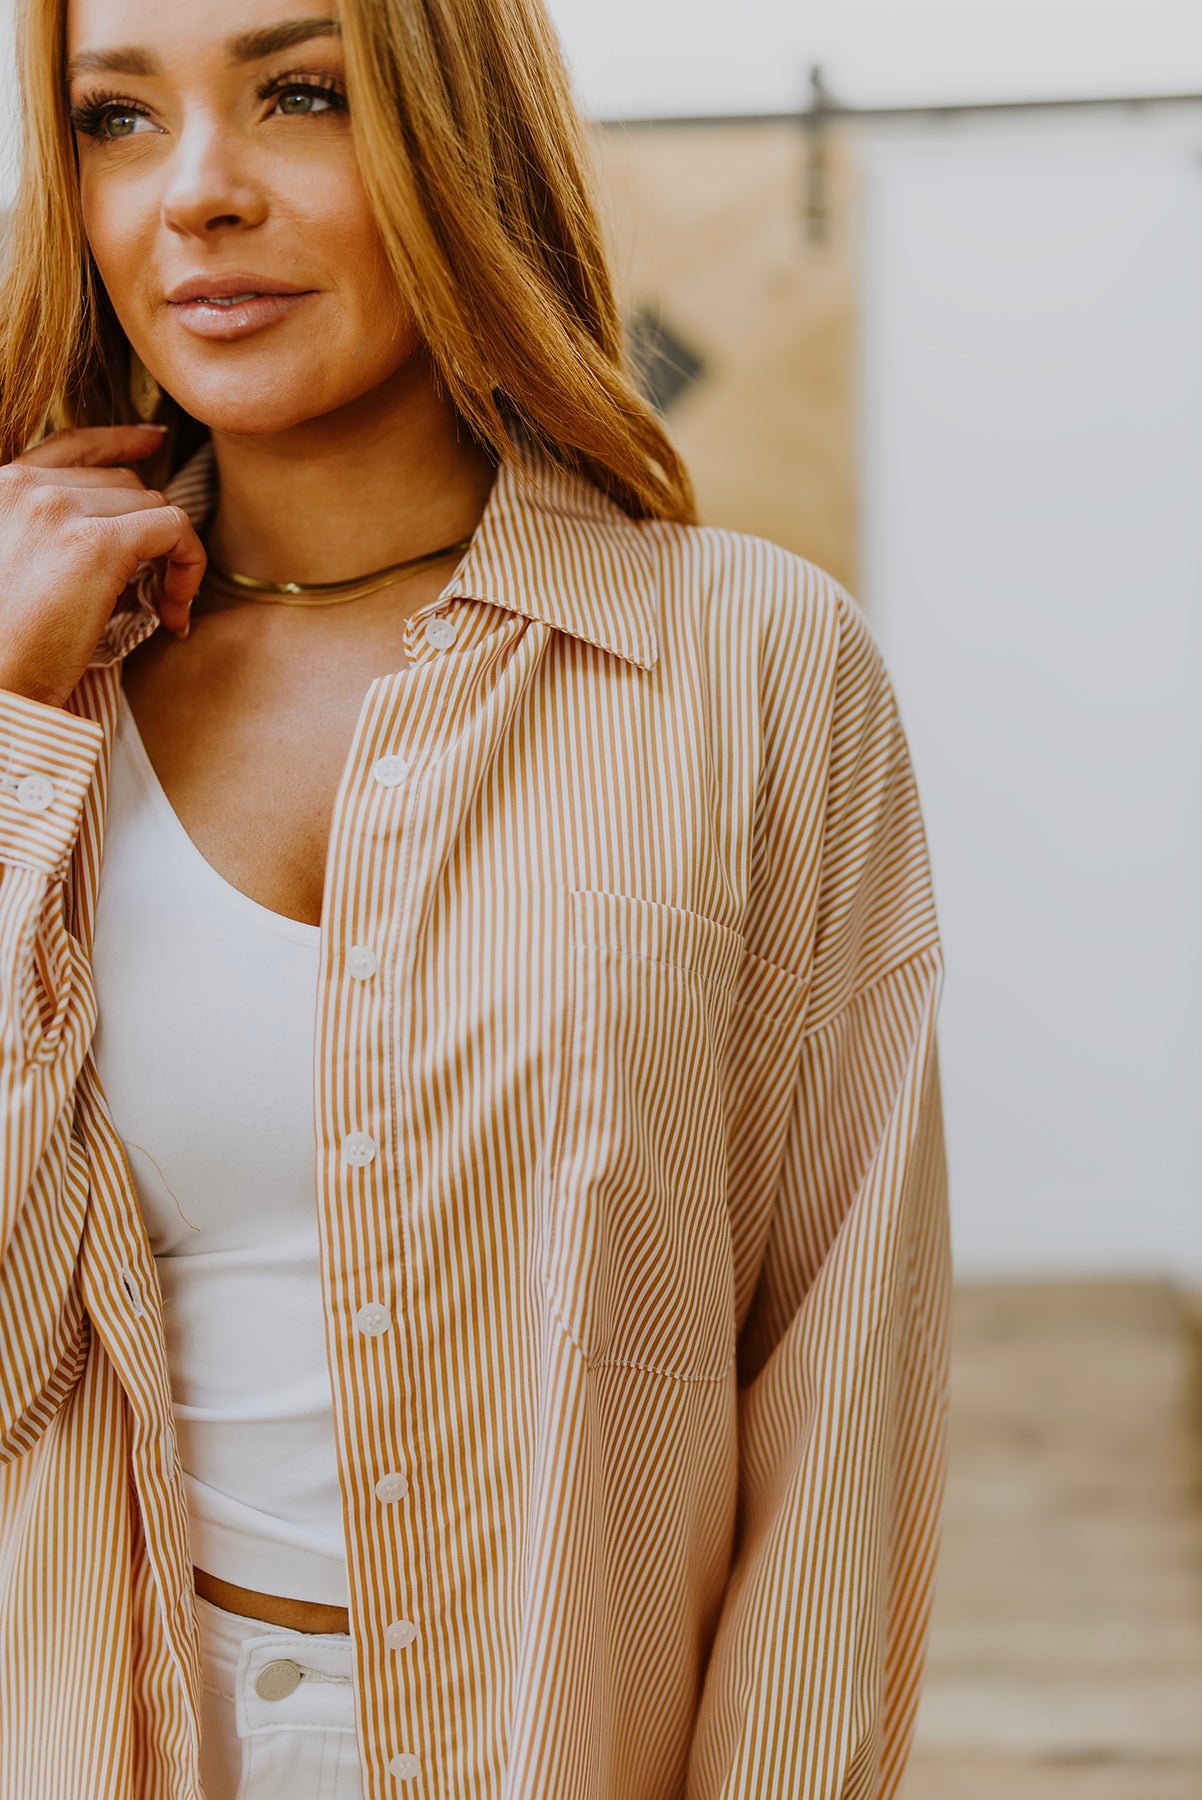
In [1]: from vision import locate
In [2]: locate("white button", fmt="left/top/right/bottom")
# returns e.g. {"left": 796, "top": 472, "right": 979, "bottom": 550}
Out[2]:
{"left": 341, "top": 1131, "right": 377, "bottom": 1166}
{"left": 119, "top": 1266, "right": 144, "bottom": 1317}
{"left": 372, "top": 755, "right": 409, "bottom": 787}
{"left": 385, "top": 1618, "right": 418, "bottom": 1651}
{"left": 355, "top": 1302, "right": 391, "bottom": 1336}
{"left": 347, "top": 944, "right": 378, "bottom": 980}
{"left": 375, "top": 1471, "right": 409, "bottom": 1503}
{"left": 423, "top": 614, "right": 457, "bottom": 651}
{"left": 389, "top": 1751, "right": 421, "bottom": 1781}
{"left": 16, "top": 773, "right": 55, "bottom": 812}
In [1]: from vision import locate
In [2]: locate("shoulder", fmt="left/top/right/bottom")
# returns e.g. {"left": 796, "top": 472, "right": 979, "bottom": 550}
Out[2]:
{"left": 524, "top": 448, "right": 876, "bottom": 676}
{"left": 639, "top": 516, "right": 874, "bottom": 673}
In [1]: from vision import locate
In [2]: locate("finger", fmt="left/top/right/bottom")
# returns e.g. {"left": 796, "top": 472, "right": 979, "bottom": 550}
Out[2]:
{"left": 18, "top": 464, "right": 150, "bottom": 491}
{"left": 71, "top": 487, "right": 173, "bottom": 516}
{"left": 104, "top": 504, "right": 207, "bottom": 608}
{"left": 18, "top": 423, "right": 169, "bottom": 470}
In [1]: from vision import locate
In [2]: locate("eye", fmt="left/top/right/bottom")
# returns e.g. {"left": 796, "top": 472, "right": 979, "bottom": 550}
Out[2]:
{"left": 259, "top": 75, "right": 348, "bottom": 119}
{"left": 69, "top": 94, "right": 157, "bottom": 142}
{"left": 101, "top": 108, "right": 151, "bottom": 139}
{"left": 274, "top": 85, "right": 336, "bottom": 116}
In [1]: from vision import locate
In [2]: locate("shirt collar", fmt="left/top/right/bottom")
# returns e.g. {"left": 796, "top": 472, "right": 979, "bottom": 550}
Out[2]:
{"left": 111, "top": 432, "right": 661, "bottom": 672}
{"left": 446, "top": 437, "right": 661, "bottom": 670}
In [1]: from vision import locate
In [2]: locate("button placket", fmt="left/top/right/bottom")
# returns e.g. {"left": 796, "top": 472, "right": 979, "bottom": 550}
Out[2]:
{"left": 372, "top": 754, "right": 409, "bottom": 787}
{"left": 347, "top": 944, "right": 379, "bottom": 980}
{"left": 331, "top": 690, "right": 450, "bottom": 1798}
{"left": 422, "top": 613, "right": 458, "bottom": 651}
{"left": 341, "top": 1131, "right": 378, "bottom": 1166}
{"left": 385, "top": 1618, "right": 418, "bottom": 1651}
{"left": 354, "top": 1301, "right": 391, "bottom": 1336}
{"left": 119, "top": 1265, "right": 145, "bottom": 1317}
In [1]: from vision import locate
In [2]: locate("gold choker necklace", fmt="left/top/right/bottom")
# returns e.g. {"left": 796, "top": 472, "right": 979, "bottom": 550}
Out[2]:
{"left": 204, "top": 535, "right": 473, "bottom": 606}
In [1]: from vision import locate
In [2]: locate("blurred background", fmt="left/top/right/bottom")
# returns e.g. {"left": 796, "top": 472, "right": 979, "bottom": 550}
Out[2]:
{"left": 3, "top": 0, "right": 1201, "bottom": 1792}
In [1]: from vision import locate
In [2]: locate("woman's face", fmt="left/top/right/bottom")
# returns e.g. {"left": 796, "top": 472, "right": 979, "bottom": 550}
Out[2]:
{"left": 67, "top": 0, "right": 420, "bottom": 435}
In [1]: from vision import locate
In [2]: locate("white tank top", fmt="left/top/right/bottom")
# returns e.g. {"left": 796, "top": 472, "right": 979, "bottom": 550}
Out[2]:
{"left": 90, "top": 685, "right": 349, "bottom": 1606}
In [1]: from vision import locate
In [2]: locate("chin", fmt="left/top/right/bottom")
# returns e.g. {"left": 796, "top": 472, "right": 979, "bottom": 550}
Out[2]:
{"left": 164, "top": 352, "right": 415, "bottom": 439}
{"left": 167, "top": 376, "right": 345, "bottom": 438}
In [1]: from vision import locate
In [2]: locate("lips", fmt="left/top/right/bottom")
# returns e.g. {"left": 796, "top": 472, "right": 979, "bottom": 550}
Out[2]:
{"left": 166, "top": 276, "right": 316, "bottom": 342}
{"left": 192, "top": 292, "right": 259, "bottom": 308}
{"left": 166, "top": 273, "right": 312, "bottom": 304}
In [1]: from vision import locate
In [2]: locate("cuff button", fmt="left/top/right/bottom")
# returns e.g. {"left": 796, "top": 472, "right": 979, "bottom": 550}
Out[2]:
{"left": 16, "top": 774, "right": 56, "bottom": 812}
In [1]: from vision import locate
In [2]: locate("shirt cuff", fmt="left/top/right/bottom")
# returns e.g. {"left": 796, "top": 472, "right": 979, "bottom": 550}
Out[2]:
{"left": 0, "top": 688, "right": 105, "bottom": 876}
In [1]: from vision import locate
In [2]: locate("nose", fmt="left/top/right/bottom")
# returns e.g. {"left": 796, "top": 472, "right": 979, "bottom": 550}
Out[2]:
{"left": 160, "top": 120, "right": 268, "bottom": 240}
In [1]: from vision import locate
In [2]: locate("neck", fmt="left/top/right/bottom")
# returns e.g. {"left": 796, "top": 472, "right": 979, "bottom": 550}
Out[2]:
{"left": 201, "top": 346, "right": 498, "bottom": 588}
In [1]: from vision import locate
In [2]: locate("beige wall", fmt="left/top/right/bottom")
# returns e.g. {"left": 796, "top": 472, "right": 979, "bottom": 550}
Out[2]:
{"left": 592, "top": 118, "right": 860, "bottom": 593}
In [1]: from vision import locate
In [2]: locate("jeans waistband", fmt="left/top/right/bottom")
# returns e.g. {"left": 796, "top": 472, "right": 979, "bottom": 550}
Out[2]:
{"left": 195, "top": 1593, "right": 356, "bottom": 1738}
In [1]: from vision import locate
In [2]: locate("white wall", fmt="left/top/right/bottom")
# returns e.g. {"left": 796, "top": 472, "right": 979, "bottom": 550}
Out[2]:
{"left": 0, "top": 0, "right": 16, "bottom": 209}
{"left": 547, "top": 0, "right": 1202, "bottom": 120}
{"left": 857, "top": 104, "right": 1202, "bottom": 1281}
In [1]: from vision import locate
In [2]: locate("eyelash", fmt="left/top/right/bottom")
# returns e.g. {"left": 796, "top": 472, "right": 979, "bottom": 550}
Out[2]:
{"left": 69, "top": 71, "right": 349, "bottom": 141}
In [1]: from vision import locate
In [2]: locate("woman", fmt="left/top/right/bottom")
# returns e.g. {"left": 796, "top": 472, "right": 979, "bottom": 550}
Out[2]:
{"left": 0, "top": 0, "right": 951, "bottom": 1795}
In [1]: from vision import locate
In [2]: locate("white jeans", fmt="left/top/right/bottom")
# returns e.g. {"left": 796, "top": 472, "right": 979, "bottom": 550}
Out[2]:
{"left": 195, "top": 1593, "right": 363, "bottom": 1800}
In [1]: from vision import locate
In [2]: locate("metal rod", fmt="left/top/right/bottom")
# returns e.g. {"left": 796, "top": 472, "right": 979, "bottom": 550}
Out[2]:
{"left": 598, "top": 91, "right": 1202, "bottom": 131}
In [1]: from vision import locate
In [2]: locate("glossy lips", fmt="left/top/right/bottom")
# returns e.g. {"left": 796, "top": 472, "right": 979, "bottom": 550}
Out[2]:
{"left": 166, "top": 275, "right": 314, "bottom": 341}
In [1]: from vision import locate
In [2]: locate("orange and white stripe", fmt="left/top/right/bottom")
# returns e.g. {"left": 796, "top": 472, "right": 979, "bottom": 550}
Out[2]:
{"left": 0, "top": 436, "right": 949, "bottom": 1798}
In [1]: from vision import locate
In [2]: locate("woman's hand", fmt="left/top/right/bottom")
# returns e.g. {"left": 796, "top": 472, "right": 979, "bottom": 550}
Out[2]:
{"left": 0, "top": 424, "right": 207, "bottom": 710}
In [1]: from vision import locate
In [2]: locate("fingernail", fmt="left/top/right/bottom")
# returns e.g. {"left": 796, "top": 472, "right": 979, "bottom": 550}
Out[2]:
{"left": 140, "top": 422, "right": 170, "bottom": 433}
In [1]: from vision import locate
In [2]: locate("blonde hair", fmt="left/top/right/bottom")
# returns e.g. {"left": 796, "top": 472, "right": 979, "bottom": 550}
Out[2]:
{"left": 0, "top": 0, "right": 695, "bottom": 523}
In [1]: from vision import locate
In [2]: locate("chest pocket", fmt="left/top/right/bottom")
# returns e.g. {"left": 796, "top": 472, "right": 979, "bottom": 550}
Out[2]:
{"left": 540, "top": 888, "right": 746, "bottom": 1381}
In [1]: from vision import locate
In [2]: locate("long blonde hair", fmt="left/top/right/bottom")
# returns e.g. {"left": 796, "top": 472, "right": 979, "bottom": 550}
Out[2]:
{"left": 0, "top": 0, "right": 695, "bottom": 523}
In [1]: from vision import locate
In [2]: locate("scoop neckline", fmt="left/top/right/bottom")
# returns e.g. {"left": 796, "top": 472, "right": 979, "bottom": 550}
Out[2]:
{"left": 115, "top": 685, "right": 322, "bottom": 947}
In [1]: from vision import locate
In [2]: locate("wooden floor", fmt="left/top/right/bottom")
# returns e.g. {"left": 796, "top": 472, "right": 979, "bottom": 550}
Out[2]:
{"left": 903, "top": 1279, "right": 1202, "bottom": 1799}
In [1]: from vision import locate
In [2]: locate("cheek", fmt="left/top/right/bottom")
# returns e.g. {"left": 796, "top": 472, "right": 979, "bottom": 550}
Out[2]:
{"left": 78, "top": 170, "right": 153, "bottom": 326}
{"left": 290, "top": 163, "right": 411, "bottom": 327}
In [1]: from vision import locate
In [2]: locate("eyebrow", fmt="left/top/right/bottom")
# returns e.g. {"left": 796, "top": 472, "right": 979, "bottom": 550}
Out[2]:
{"left": 66, "top": 17, "right": 342, "bottom": 82}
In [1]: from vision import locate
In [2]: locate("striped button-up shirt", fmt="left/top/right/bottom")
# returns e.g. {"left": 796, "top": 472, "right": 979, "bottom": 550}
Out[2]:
{"left": 0, "top": 435, "right": 950, "bottom": 1799}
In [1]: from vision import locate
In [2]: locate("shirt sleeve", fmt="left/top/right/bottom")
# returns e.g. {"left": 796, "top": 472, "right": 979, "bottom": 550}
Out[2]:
{"left": 0, "top": 686, "right": 104, "bottom": 1461}
{"left": 687, "top": 576, "right": 951, "bottom": 1798}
